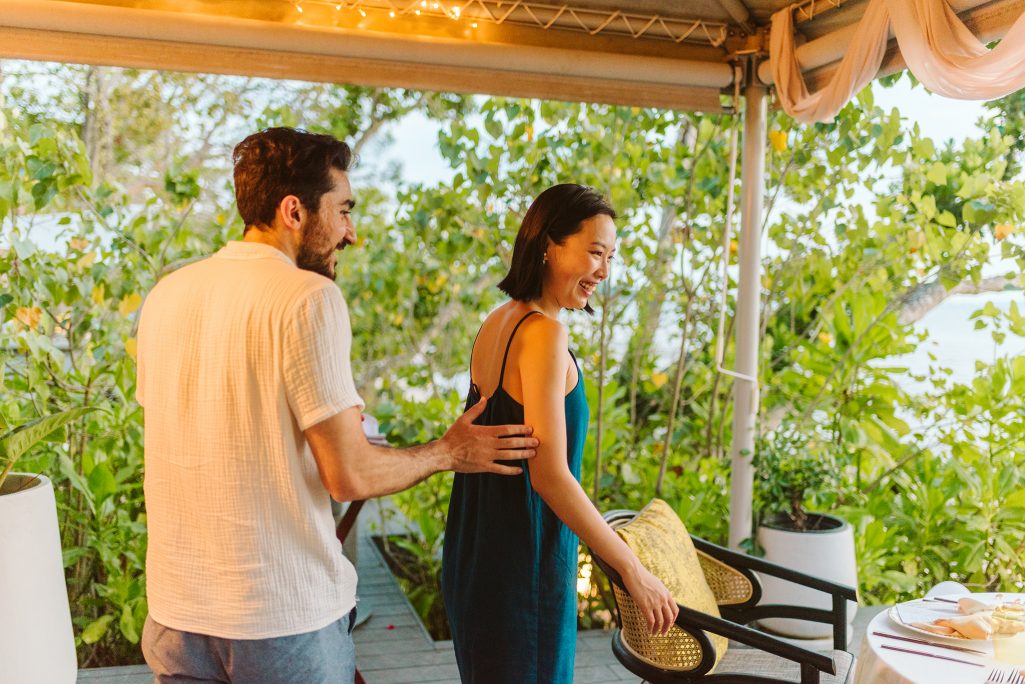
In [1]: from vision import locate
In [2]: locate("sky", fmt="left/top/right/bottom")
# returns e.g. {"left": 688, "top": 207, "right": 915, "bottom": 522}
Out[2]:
{"left": 377, "top": 75, "right": 992, "bottom": 188}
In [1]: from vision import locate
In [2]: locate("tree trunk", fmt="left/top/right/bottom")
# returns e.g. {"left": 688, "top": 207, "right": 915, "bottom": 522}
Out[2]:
{"left": 81, "top": 67, "right": 115, "bottom": 180}
{"left": 898, "top": 275, "right": 1017, "bottom": 325}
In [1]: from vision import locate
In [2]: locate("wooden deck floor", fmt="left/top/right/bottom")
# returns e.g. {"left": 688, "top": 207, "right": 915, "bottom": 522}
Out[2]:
{"left": 79, "top": 501, "right": 880, "bottom": 683}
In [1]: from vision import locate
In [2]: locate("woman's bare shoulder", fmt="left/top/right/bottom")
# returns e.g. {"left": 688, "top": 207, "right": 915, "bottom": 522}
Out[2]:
{"left": 517, "top": 312, "right": 568, "bottom": 350}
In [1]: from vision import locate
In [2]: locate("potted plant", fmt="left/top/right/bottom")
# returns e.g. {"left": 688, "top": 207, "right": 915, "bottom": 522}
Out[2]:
{"left": 0, "top": 407, "right": 98, "bottom": 683}
{"left": 753, "top": 428, "right": 858, "bottom": 641}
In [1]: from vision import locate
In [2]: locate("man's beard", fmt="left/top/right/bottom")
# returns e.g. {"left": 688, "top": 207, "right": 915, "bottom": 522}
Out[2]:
{"left": 295, "top": 212, "right": 337, "bottom": 280}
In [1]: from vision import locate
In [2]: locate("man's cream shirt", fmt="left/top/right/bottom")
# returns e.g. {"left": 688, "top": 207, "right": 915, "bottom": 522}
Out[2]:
{"left": 137, "top": 241, "right": 363, "bottom": 638}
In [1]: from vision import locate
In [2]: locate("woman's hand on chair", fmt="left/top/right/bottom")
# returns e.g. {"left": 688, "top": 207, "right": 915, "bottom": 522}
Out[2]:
{"left": 623, "top": 565, "right": 679, "bottom": 635}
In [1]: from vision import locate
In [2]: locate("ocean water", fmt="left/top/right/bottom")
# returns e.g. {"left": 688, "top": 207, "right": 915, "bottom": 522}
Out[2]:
{"left": 895, "top": 290, "right": 1025, "bottom": 395}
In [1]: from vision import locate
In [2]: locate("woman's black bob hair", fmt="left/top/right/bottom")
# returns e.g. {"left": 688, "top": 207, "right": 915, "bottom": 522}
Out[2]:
{"left": 497, "top": 184, "right": 616, "bottom": 315}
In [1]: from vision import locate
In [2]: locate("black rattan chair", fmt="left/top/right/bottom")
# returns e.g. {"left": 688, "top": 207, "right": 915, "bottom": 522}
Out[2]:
{"left": 591, "top": 509, "right": 858, "bottom": 684}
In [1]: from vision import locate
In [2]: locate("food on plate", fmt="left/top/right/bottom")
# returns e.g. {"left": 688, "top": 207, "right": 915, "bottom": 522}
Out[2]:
{"left": 958, "top": 597, "right": 992, "bottom": 615}
{"left": 993, "top": 603, "right": 1025, "bottom": 636}
{"left": 914, "top": 596, "right": 1025, "bottom": 639}
{"left": 934, "top": 614, "right": 993, "bottom": 640}
{"left": 911, "top": 622, "right": 957, "bottom": 636}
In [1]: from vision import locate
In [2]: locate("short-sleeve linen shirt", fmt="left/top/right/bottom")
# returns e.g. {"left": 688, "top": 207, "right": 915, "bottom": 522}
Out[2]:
{"left": 137, "top": 241, "right": 363, "bottom": 639}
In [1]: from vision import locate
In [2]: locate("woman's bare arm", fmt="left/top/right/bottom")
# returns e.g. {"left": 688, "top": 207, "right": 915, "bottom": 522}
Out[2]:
{"left": 518, "top": 317, "right": 678, "bottom": 634}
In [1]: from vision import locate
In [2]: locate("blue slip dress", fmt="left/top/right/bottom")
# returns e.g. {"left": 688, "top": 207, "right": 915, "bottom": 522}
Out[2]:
{"left": 442, "top": 311, "right": 589, "bottom": 684}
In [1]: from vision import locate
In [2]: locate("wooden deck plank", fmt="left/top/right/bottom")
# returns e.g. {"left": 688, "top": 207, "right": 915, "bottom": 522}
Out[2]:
{"left": 78, "top": 499, "right": 882, "bottom": 683}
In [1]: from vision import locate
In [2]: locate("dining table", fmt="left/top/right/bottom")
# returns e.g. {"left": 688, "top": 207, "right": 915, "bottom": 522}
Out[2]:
{"left": 854, "top": 587, "right": 1025, "bottom": 684}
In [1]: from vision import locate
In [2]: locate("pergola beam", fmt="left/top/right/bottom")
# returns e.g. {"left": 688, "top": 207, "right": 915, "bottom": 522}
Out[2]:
{"left": 0, "top": 0, "right": 733, "bottom": 112}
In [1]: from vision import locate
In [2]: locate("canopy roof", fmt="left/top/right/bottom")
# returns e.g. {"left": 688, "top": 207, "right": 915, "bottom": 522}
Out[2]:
{"left": 1, "top": 0, "right": 1020, "bottom": 111}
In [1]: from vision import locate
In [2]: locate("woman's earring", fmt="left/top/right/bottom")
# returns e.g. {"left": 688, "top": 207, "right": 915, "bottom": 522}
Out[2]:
{"left": 542, "top": 252, "right": 548, "bottom": 264}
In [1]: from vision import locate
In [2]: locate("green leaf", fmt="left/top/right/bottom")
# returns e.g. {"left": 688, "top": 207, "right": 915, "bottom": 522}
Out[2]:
{"left": 0, "top": 407, "right": 101, "bottom": 489}
{"left": 937, "top": 210, "right": 957, "bottom": 228}
{"left": 119, "top": 599, "right": 147, "bottom": 644}
{"left": 11, "top": 235, "right": 37, "bottom": 260}
{"left": 1005, "top": 489, "right": 1025, "bottom": 509}
{"left": 81, "top": 615, "right": 115, "bottom": 645}
{"left": 926, "top": 163, "right": 947, "bottom": 185}
{"left": 963, "top": 199, "right": 996, "bottom": 225}
{"left": 87, "top": 462, "right": 118, "bottom": 504}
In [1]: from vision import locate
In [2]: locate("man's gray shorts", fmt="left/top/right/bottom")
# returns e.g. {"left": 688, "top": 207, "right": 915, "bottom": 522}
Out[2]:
{"left": 141, "top": 609, "right": 357, "bottom": 683}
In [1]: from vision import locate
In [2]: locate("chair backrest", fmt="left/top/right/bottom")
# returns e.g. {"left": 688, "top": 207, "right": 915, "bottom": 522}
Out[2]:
{"left": 605, "top": 500, "right": 729, "bottom": 673}
{"left": 696, "top": 551, "right": 756, "bottom": 606}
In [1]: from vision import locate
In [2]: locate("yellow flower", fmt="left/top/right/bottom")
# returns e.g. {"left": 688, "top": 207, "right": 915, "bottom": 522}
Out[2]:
{"left": 91, "top": 284, "right": 106, "bottom": 305}
{"left": 729, "top": 239, "right": 739, "bottom": 256}
{"left": 818, "top": 331, "right": 833, "bottom": 345}
{"left": 118, "top": 293, "right": 142, "bottom": 316}
{"left": 651, "top": 372, "right": 669, "bottom": 389}
{"left": 15, "top": 306, "right": 42, "bottom": 330}
{"left": 124, "top": 337, "right": 137, "bottom": 361}
{"left": 769, "top": 130, "right": 788, "bottom": 153}
{"left": 995, "top": 224, "right": 1016, "bottom": 241}
{"left": 69, "top": 238, "right": 89, "bottom": 251}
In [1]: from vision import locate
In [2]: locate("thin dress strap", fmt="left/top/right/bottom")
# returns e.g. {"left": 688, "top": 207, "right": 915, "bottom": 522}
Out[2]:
{"left": 497, "top": 311, "right": 542, "bottom": 389}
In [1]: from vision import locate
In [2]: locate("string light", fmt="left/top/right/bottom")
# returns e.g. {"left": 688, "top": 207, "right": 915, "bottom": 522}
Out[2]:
{"left": 276, "top": 1, "right": 730, "bottom": 46}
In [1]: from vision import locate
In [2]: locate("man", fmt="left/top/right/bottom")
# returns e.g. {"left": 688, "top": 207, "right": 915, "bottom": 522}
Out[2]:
{"left": 136, "top": 127, "right": 537, "bottom": 683}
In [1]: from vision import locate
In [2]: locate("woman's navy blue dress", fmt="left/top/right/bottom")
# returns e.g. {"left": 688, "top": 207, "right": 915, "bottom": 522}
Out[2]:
{"left": 442, "top": 311, "right": 589, "bottom": 684}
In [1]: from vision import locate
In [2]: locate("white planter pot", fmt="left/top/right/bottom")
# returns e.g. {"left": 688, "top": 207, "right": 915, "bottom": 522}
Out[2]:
{"left": 756, "top": 513, "right": 858, "bottom": 640}
{"left": 0, "top": 474, "right": 78, "bottom": 683}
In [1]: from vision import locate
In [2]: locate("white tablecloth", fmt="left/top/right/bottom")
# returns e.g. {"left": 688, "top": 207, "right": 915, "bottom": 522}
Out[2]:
{"left": 855, "top": 609, "right": 1011, "bottom": 684}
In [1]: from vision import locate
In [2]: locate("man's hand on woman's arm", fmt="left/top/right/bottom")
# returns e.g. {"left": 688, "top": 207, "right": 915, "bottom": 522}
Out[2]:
{"left": 305, "top": 400, "right": 538, "bottom": 502}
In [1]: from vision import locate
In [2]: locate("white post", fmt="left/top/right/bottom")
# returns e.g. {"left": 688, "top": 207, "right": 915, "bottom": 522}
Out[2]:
{"left": 728, "top": 77, "right": 767, "bottom": 550}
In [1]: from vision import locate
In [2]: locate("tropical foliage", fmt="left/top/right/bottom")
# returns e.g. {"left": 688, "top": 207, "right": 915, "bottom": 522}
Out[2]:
{"left": 2, "top": 60, "right": 1024, "bottom": 663}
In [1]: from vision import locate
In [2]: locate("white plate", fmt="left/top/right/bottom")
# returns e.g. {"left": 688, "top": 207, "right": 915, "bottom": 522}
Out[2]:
{"left": 888, "top": 593, "right": 1025, "bottom": 643}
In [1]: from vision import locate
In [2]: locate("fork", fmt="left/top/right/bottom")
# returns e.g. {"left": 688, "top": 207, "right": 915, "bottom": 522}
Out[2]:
{"left": 985, "top": 668, "right": 1025, "bottom": 683}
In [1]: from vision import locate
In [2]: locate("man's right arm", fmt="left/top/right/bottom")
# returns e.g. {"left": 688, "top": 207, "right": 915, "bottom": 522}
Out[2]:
{"left": 304, "top": 398, "right": 538, "bottom": 502}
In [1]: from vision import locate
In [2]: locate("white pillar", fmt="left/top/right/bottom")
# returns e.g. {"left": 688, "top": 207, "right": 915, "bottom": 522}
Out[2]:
{"left": 728, "top": 78, "right": 767, "bottom": 550}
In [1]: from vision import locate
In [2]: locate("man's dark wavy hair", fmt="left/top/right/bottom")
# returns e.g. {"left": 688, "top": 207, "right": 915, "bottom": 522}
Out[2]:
{"left": 232, "top": 127, "right": 353, "bottom": 230}
{"left": 498, "top": 184, "right": 616, "bottom": 315}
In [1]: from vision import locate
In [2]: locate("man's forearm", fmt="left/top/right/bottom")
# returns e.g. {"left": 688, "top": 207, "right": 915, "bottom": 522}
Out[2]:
{"left": 334, "top": 440, "right": 450, "bottom": 501}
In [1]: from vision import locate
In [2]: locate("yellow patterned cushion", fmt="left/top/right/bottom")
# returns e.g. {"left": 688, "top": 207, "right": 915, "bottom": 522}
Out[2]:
{"left": 613, "top": 499, "right": 728, "bottom": 672}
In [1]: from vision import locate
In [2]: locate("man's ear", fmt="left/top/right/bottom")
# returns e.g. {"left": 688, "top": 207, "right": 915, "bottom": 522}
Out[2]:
{"left": 279, "top": 195, "right": 304, "bottom": 231}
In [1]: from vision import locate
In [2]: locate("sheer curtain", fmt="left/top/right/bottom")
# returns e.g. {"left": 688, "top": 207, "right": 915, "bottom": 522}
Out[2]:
{"left": 770, "top": 0, "right": 1025, "bottom": 123}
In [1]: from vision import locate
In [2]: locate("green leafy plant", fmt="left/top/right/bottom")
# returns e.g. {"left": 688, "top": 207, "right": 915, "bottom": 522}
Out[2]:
{"left": 3, "top": 61, "right": 1025, "bottom": 665}
{"left": 754, "top": 429, "right": 840, "bottom": 531}
{"left": 0, "top": 407, "right": 99, "bottom": 492}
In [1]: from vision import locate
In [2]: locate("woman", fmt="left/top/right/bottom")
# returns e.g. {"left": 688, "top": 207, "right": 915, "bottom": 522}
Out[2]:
{"left": 442, "top": 184, "right": 679, "bottom": 683}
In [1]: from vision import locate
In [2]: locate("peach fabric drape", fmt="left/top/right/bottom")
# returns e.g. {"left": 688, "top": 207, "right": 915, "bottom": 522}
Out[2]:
{"left": 771, "top": 0, "right": 1025, "bottom": 123}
